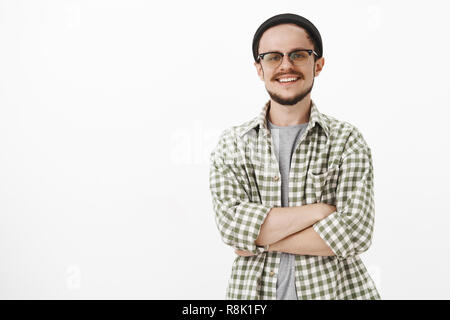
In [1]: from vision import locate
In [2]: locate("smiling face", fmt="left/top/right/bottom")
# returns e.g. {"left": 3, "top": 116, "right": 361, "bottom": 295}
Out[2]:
{"left": 254, "top": 23, "right": 324, "bottom": 106}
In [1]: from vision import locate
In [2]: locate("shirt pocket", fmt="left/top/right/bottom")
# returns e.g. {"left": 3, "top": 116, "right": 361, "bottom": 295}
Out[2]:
{"left": 306, "top": 166, "right": 339, "bottom": 204}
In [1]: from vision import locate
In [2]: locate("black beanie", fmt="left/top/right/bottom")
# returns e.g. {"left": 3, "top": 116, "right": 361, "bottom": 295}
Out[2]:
{"left": 252, "top": 13, "right": 323, "bottom": 61}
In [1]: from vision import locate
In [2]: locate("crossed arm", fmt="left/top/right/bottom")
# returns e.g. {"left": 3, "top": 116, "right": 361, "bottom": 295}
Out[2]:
{"left": 211, "top": 128, "right": 375, "bottom": 260}
{"left": 235, "top": 204, "right": 336, "bottom": 257}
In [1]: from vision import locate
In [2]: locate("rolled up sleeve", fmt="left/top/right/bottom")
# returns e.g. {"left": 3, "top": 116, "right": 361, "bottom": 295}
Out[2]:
{"left": 209, "top": 129, "right": 272, "bottom": 255}
{"left": 312, "top": 129, "right": 376, "bottom": 260}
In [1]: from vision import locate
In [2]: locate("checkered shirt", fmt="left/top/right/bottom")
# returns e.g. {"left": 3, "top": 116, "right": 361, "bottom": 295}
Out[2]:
{"left": 209, "top": 100, "right": 381, "bottom": 300}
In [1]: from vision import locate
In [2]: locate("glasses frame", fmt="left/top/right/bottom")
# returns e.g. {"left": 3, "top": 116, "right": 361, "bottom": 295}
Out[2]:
{"left": 257, "top": 49, "right": 318, "bottom": 67}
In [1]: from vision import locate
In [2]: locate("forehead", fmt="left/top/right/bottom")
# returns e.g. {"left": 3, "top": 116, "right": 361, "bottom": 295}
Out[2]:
{"left": 258, "top": 23, "right": 312, "bottom": 52}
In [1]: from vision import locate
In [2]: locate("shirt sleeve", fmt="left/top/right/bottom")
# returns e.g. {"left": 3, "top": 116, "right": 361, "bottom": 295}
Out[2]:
{"left": 209, "top": 129, "right": 273, "bottom": 255}
{"left": 312, "top": 128, "right": 376, "bottom": 260}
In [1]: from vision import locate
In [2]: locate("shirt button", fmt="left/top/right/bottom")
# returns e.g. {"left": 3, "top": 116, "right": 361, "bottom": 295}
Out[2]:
{"left": 273, "top": 175, "right": 279, "bottom": 181}
{"left": 269, "top": 271, "right": 275, "bottom": 276}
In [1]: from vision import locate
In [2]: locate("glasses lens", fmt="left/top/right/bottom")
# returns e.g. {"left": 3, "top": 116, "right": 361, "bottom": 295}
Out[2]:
{"left": 290, "top": 50, "right": 310, "bottom": 65}
{"left": 261, "top": 53, "right": 282, "bottom": 67}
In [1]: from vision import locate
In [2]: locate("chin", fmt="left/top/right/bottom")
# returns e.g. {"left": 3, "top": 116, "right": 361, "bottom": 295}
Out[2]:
{"left": 275, "top": 89, "right": 302, "bottom": 97}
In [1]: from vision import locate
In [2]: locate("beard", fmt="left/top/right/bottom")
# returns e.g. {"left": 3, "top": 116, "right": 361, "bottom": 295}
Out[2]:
{"left": 266, "top": 76, "right": 314, "bottom": 106}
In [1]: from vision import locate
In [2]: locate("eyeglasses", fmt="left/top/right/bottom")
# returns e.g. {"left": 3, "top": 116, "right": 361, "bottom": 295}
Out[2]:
{"left": 257, "top": 49, "right": 318, "bottom": 68}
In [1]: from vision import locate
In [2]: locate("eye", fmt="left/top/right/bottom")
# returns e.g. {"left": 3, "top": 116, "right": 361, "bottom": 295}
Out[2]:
{"left": 264, "top": 53, "right": 281, "bottom": 61}
{"left": 291, "top": 51, "right": 308, "bottom": 60}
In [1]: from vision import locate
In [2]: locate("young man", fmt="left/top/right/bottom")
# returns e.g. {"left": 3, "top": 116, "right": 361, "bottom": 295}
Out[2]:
{"left": 209, "top": 13, "right": 381, "bottom": 300}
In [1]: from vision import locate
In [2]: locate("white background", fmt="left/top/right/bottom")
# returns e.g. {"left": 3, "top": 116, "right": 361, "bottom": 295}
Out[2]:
{"left": 1, "top": 0, "right": 449, "bottom": 299}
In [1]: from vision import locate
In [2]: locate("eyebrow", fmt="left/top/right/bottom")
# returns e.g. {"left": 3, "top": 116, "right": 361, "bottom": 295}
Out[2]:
{"left": 260, "top": 47, "right": 311, "bottom": 54}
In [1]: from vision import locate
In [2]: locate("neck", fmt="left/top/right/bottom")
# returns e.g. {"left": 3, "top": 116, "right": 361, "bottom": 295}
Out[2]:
{"left": 268, "top": 95, "right": 312, "bottom": 127}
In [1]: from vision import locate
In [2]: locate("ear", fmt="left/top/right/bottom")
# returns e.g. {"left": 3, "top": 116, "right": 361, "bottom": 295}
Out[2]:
{"left": 314, "top": 57, "right": 325, "bottom": 77}
{"left": 254, "top": 61, "right": 264, "bottom": 81}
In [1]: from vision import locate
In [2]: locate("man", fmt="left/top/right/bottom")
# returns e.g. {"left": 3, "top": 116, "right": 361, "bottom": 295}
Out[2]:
{"left": 209, "top": 13, "right": 381, "bottom": 300}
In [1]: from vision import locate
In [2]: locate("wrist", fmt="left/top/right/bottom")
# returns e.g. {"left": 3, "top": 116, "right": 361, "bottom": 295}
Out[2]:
{"left": 313, "top": 203, "right": 326, "bottom": 220}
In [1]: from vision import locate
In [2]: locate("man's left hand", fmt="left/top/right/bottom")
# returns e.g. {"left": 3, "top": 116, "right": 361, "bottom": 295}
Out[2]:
{"left": 234, "top": 249, "right": 257, "bottom": 257}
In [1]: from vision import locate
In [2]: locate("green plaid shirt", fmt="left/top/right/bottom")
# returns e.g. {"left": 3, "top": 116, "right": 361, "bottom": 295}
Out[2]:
{"left": 209, "top": 100, "right": 381, "bottom": 300}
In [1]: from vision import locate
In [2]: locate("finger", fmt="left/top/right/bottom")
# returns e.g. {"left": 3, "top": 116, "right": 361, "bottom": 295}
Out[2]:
{"left": 238, "top": 251, "right": 253, "bottom": 257}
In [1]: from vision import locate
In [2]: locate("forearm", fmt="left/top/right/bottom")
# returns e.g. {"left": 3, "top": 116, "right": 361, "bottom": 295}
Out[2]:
{"left": 268, "top": 225, "right": 336, "bottom": 257}
{"left": 255, "top": 204, "right": 323, "bottom": 246}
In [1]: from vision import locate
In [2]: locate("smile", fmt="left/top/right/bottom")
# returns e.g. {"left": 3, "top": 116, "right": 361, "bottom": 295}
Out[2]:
{"left": 276, "top": 77, "right": 300, "bottom": 85}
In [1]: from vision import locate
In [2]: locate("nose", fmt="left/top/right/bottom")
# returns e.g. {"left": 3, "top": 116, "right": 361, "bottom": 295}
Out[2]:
{"left": 278, "top": 53, "right": 295, "bottom": 69}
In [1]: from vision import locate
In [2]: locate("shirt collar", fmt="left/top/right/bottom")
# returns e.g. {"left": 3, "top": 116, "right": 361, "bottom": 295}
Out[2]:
{"left": 239, "top": 99, "right": 330, "bottom": 139}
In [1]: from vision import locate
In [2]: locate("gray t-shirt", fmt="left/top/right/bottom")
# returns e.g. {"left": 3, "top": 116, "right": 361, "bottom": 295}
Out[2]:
{"left": 267, "top": 118, "right": 308, "bottom": 300}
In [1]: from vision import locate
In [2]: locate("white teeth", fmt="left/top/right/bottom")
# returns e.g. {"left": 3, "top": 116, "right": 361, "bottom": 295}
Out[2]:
{"left": 278, "top": 77, "right": 298, "bottom": 83}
